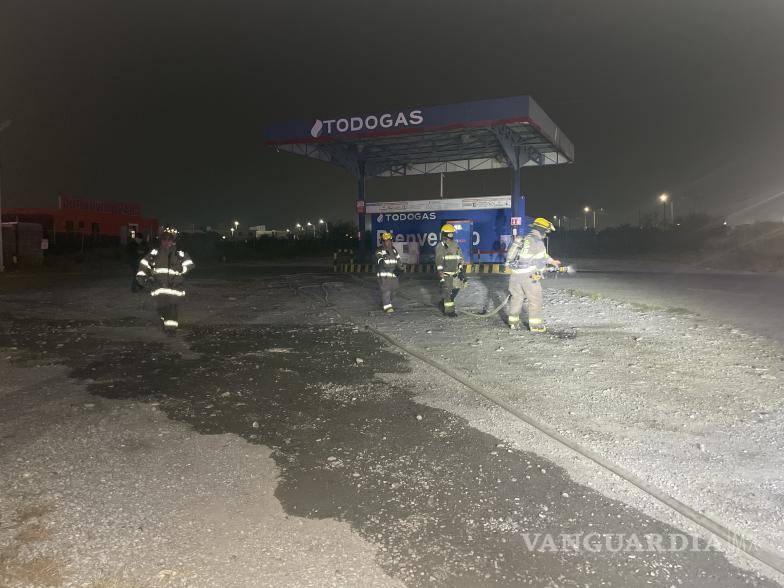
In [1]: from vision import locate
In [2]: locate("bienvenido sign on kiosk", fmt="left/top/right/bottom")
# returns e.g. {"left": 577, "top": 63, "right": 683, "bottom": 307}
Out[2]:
{"left": 366, "top": 195, "right": 523, "bottom": 263}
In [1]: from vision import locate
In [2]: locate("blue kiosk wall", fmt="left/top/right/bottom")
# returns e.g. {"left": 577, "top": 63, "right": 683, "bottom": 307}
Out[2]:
{"left": 366, "top": 196, "right": 529, "bottom": 263}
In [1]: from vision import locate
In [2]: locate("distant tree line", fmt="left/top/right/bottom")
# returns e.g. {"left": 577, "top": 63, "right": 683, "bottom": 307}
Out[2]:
{"left": 548, "top": 214, "right": 784, "bottom": 271}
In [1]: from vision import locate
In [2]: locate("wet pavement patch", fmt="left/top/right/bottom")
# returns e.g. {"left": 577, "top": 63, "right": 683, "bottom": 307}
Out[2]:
{"left": 0, "top": 317, "right": 779, "bottom": 587}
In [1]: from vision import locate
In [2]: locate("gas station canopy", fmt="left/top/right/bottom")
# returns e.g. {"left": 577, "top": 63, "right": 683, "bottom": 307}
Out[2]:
{"left": 263, "top": 95, "right": 574, "bottom": 178}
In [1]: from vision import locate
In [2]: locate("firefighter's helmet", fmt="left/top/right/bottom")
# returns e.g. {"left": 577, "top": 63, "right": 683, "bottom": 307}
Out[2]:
{"left": 531, "top": 218, "right": 556, "bottom": 233}
{"left": 381, "top": 231, "right": 393, "bottom": 241}
{"left": 160, "top": 227, "right": 179, "bottom": 240}
{"left": 441, "top": 223, "right": 456, "bottom": 235}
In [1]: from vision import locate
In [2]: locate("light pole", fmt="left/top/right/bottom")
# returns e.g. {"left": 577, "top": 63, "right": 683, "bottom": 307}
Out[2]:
{"left": 306, "top": 221, "right": 316, "bottom": 237}
{"left": 659, "top": 193, "right": 670, "bottom": 225}
{"left": 583, "top": 206, "right": 591, "bottom": 230}
{"left": 0, "top": 119, "right": 11, "bottom": 272}
{"left": 319, "top": 218, "right": 329, "bottom": 235}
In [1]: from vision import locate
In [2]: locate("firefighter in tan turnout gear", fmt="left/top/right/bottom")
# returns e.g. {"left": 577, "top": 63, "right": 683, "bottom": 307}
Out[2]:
{"left": 505, "top": 217, "right": 561, "bottom": 332}
{"left": 136, "top": 227, "right": 195, "bottom": 334}
{"left": 435, "top": 224, "right": 466, "bottom": 317}
{"left": 375, "top": 231, "right": 403, "bottom": 313}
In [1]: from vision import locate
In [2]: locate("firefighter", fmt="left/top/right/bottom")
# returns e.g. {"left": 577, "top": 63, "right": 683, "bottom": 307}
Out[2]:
{"left": 375, "top": 231, "right": 402, "bottom": 313}
{"left": 435, "top": 223, "right": 465, "bottom": 317}
{"left": 505, "top": 217, "right": 561, "bottom": 332}
{"left": 136, "top": 227, "right": 194, "bottom": 334}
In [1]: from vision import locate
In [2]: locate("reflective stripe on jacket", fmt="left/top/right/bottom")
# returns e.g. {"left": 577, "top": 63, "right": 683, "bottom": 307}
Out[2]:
{"left": 375, "top": 245, "right": 401, "bottom": 278}
{"left": 137, "top": 246, "right": 194, "bottom": 296}
{"left": 435, "top": 240, "right": 464, "bottom": 274}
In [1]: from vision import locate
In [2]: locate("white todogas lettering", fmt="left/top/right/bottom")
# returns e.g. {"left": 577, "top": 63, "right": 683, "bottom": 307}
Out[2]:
{"left": 316, "top": 110, "right": 425, "bottom": 136}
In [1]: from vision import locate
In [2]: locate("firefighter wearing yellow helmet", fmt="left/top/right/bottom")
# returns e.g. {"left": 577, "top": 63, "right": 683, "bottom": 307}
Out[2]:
{"left": 504, "top": 217, "right": 560, "bottom": 332}
{"left": 375, "top": 231, "right": 403, "bottom": 313}
{"left": 435, "top": 223, "right": 466, "bottom": 317}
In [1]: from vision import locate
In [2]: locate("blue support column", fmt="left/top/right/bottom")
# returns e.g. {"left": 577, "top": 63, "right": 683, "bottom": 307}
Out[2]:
{"left": 511, "top": 145, "right": 523, "bottom": 223}
{"left": 492, "top": 127, "right": 528, "bottom": 233}
{"left": 357, "top": 163, "right": 367, "bottom": 260}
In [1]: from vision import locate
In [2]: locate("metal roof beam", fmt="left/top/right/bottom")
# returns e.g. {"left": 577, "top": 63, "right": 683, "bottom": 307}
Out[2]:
{"left": 491, "top": 125, "right": 546, "bottom": 167}
{"left": 317, "top": 142, "right": 362, "bottom": 176}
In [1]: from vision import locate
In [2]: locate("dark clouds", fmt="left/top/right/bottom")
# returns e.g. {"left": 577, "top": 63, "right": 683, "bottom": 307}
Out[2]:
{"left": 1, "top": 0, "right": 783, "bottom": 227}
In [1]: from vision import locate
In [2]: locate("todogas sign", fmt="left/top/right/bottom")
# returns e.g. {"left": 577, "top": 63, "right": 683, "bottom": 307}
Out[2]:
{"left": 311, "top": 110, "right": 424, "bottom": 138}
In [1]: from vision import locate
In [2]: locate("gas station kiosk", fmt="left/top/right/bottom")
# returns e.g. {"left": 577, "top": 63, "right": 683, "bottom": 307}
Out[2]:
{"left": 364, "top": 195, "right": 526, "bottom": 264}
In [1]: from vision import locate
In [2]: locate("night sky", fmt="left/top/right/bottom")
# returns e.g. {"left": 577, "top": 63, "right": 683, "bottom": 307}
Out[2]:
{"left": 1, "top": 0, "right": 783, "bottom": 229}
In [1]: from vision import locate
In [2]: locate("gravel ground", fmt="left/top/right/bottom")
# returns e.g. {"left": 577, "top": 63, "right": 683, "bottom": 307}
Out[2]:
{"left": 0, "top": 276, "right": 399, "bottom": 587}
{"left": 327, "top": 272, "right": 784, "bottom": 570}
{"left": 1, "top": 267, "right": 782, "bottom": 587}
{"left": 0, "top": 359, "right": 403, "bottom": 588}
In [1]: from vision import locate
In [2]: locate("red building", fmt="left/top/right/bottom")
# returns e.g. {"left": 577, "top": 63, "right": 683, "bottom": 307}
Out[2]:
{"left": 2, "top": 195, "right": 158, "bottom": 241}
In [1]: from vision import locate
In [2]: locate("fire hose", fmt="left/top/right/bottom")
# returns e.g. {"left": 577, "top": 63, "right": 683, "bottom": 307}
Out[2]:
{"left": 456, "top": 265, "right": 575, "bottom": 318}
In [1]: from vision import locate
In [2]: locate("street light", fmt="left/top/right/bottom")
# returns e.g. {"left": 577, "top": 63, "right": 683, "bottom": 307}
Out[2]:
{"left": 306, "top": 221, "right": 316, "bottom": 237}
{"left": 0, "top": 119, "right": 12, "bottom": 272}
{"left": 319, "top": 218, "right": 329, "bottom": 234}
{"left": 658, "top": 193, "right": 667, "bottom": 224}
{"left": 583, "top": 206, "right": 595, "bottom": 230}
{"left": 659, "top": 193, "right": 673, "bottom": 225}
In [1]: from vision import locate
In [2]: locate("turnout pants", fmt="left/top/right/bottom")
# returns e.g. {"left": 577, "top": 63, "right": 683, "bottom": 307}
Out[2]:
{"left": 378, "top": 276, "right": 398, "bottom": 311}
{"left": 440, "top": 274, "right": 463, "bottom": 314}
{"left": 154, "top": 295, "right": 180, "bottom": 330}
{"left": 507, "top": 272, "right": 543, "bottom": 328}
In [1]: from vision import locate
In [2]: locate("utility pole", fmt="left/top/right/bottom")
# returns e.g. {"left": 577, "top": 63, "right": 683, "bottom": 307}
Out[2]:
{"left": 0, "top": 119, "right": 12, "bottom": 272}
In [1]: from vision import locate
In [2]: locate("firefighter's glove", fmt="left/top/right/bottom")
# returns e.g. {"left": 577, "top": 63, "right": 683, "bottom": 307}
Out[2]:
{"left": 532, "top": 272, "right": 543, "bottom": 282}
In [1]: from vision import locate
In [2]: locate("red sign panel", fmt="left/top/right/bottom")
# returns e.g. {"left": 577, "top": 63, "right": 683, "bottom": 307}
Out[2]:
{"left": 59, "top": 195, "right": 141, "bottom": 217}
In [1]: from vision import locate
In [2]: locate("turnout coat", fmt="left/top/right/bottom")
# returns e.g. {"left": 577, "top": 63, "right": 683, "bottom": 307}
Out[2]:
{"left": 136, "top": 246, "right": 194, "bottom": 299}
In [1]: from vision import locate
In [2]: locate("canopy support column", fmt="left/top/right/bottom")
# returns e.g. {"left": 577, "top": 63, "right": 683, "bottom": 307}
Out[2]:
{"left": 511, "top": 146, "right": 523, "bottom": 225}
{"left": 492, "top": 127, "right": 527, "bottom": 233}
{"left": 357, "top": 162, "right": 367, "bottom": 259}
